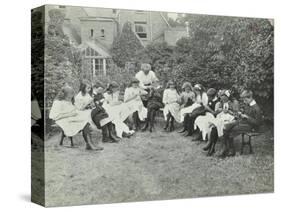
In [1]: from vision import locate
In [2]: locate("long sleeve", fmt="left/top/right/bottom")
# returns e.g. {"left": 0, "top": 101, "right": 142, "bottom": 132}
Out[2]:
{"left": 246, "top": 104, "right": 262, "bottom": 127}
{"left": 162, "top": 89, "right": 168, "bottom": 104}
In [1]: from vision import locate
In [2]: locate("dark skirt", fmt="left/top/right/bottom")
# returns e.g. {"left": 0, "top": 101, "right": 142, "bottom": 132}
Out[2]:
{"left": 91, "top": 106, "right": 109, "bottom": 129}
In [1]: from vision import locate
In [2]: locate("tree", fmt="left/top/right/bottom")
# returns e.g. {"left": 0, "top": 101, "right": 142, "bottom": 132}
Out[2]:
{"left": 135, "top": 42, "right": 175, "bottom": 83}
{"left": 173, "top": 15, "right": 273, "bottom": 111}
{"left": 44, "top": 9, "right": 81, "bottom": 108}
{"left": 111, "top": 22, "right": 144, "bottom": 67}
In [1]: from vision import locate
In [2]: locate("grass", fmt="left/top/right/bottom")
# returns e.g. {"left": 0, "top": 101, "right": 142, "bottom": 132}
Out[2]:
{"left": 33, "top": 119, "right": 274, "bottom": 207}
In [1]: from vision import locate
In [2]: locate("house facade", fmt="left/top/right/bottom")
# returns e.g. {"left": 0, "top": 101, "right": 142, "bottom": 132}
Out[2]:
{"left": 45, "top": 5, "right": 188, "bottom": 79}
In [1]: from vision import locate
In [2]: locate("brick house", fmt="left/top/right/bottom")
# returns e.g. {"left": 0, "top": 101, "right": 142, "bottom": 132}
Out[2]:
{"left": 45, "top": 5, "right": 188, "bottom": 79}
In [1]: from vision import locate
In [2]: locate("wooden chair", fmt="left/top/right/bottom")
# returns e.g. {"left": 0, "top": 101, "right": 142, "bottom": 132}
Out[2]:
{"left": 240, "top": 132, "right": 261, "bottom": 155}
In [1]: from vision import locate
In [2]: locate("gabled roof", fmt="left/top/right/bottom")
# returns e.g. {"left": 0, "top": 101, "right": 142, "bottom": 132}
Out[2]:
{"left": 77, "top": 41, "right": 111, "bottom": 58}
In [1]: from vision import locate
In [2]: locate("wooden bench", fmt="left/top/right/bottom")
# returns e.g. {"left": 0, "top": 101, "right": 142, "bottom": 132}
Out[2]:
{"left": 240, "top": 132, "right": 262, "bottom": 155}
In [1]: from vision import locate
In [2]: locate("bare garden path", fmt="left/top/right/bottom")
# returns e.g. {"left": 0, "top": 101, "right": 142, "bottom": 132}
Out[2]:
{"left": 42, "top": 120, "right": 274, "bottom": 207}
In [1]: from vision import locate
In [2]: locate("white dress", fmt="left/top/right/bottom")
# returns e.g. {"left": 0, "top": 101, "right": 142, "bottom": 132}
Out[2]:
{"left": 124, "top": 87, "right": 148, "bottom": 121}
{"left": 162, "top": 89, "right": 181, "bottom": 123}
{"left": 103, "top": 91, "right": 134, "bottom": 138}
{"left": 74, "top": 92, "right": 112, "bottom": 127}
{"left": 210, "top": 103, "right": 236, "bottom": 137}
{"left": 180, "top": 92, "right": 208, "bottom": 122}
{"left": 49, "top": 100, "right": 91, "bottom": 137}
{"left": 135, "top": 70, "right": 158, "bottom": 89}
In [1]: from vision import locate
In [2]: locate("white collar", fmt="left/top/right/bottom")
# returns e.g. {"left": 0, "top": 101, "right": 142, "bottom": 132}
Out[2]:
{"left": 249, "top": 100, "right": 256, "bottom": 106}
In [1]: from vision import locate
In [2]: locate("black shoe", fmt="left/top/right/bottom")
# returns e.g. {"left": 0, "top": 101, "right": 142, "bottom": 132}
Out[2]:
{"left": 122, "top": 132, "right": 131, "bottom": 138}
{"left": 203, "top": 141, "right": 212, "bottom": 151}
{"left": 141, "top": 124, "right": 148, "bottom": 132}
{"left": 178, "top": 128, "right": 186, "bottom": 133}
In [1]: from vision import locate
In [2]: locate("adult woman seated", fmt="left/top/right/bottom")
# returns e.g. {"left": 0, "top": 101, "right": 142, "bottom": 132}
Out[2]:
{"left": 49, "top": 85, "right": 103, "bottom": 151}
{"left": 135, "top": 63, "right": 158, "bottom": 107}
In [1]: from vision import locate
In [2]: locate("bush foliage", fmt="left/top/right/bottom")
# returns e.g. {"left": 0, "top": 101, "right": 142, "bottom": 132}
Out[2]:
{"left": 111, "top": 22, "right": 144, "bottom": 67}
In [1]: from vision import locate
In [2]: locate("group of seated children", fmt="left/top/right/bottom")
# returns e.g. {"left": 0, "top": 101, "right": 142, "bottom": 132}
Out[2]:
{"left": 162, "top": 80, "right": 262, "bottom": 158}
{"left": 49, "top": 78, "right": 262, "bottom": 158}
{"left": 49, "top": 78, "right": 148, "bottom": 151}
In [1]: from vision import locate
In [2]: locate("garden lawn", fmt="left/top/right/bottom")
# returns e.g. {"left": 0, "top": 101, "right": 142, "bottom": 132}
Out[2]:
{"left": 39, "top": 120, "right": 274, "bottom": 207}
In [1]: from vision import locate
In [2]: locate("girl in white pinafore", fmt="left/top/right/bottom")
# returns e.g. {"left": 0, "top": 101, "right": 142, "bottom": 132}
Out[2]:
{"left": 163, "top": 80, "right": 181, "bottom": 131}
{"left": 49, "top": 86, "right": 103, "bottom": 150}
{"left": 124, "top": 78, "right": 148, "bottom": 122}
{"left": 180, "top": 84, "right": 208, "bottom": 122}
{"left": 103, "top": 82, "right": 135, "bottom": 138}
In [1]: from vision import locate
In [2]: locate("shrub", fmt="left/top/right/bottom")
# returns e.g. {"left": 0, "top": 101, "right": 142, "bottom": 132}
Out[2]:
{"left": 111, "top": 22, "right": 144, "bottom": 67}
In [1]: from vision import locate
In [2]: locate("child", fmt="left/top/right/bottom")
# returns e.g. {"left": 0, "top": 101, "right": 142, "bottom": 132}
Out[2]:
{"left": 103, "top": 81, "right": 135, "bottom": 137}
{"left": 219, "top": 90, "right": 262, "bottom": 158}
{"left": 49, "top": 85, "right": 103, "bottom": 151}
{"left": 162, "top": 80, "right": 181, "bottom": 132}
{"left": 141, "top": 82, "right": 164, "bottom": 132}
{"left": 124, "top": 78, "right": 148, "bottom": 131}
{"left": 194, "top": 88, "right": 219, "bottom": 142}
{"left": 180, "top": 84, "right": 208, "bottom": 136}
{"left": 177, "top": 82, "right": 195, "bottom": 133}
{"left": 74, "top": 81, "right": 119, "bottom": 143}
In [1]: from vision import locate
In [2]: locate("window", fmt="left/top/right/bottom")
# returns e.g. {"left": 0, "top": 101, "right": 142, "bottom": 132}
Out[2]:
{"left": 85, "top": 47, "right": 101, "bottom": 57}
{"left": 59, "top": 5, "right": 66, "bottom": 8}
{"left": 101, "top": 29, "right": 105, "bottom": 38}
{"left": 90, "top": 29, "right": 94, "bottom": 38}
{"left": 112, "top": 9, "right": 117, "bottom": 14}
{"left": 91, "top": 59, "right": 105, "bottom": 76}
{"left": 135, "top": 22, "right": 147, "bottom": 39}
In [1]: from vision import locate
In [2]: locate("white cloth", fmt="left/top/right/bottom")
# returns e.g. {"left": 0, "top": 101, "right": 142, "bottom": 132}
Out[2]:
{"left": 194, "top": 112, "right": 215, "bottom": 140}
{"left": 180, "top": 92, "right": 208, "bottom": 122}
{"left": 103, "top": 91, "right": 137, "bottom": 138}
{"left": 208, "top": 112, "right": 235, "bottom": 137}
{"left": 74, "top": 92, "right": 112, "bottom": 127}
{"left": 49, "top": 100, "right": 92, "bottom": 136}
{"left": 162, "top": 89, "right": 181, "bottom": 123}
{"left": 124, "top": 87, "right": 148, "bottom": 121}
{"left": 74, "top": 92, "right": 93, "bottom": 110}
{"left": 135, "top": 70, "right": 158, "bottom": 89}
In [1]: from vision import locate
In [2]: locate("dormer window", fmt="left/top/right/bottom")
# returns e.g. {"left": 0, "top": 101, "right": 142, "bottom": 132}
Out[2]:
{"left": 101, "top": 29, "right": 105, "bottom": 38}
{"left": 112, "top": 9, "right": 117, "bottom": 14}
{"left": 90, "top": 29, "right": 94, "bottom": 38}
{"left": 135, "top": 22, "right": 147, "bottom": 39}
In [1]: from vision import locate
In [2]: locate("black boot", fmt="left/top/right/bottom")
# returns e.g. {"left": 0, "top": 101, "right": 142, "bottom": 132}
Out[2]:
{"left": 108, "top": 123, "right": 120, "bottom": 143}
{"left": 203, "top": 127, "right": 217, "bottom": 151}
{"left": 132, "top": 112, "right": 140, "bottom": 131}
{"left": 218, "top": 136, "right": 229, "bottom": 158}
{"left": 164, "top": 113, "right": 171, "bottom": 131}
{"left": 83, "top": 124, "right": 103, "bottom": 151}
{"left": 178, "top": 115, "right": 188, "bottom": 133}
{"left": 101, "top": 125, "right": 110, "bottom": 143}
{"left": 149, "top": 109, "right": 156, "bottom": 132}
{"left": 228, "top": 138, "right": 236, "bottom": 157}
{"left": 169, "top": 116, "right": 175, "bottom": 132}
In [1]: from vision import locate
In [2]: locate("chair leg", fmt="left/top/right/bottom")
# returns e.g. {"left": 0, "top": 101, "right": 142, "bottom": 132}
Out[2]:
{"left": 240, "top": 133, "right": 245, "bottom": 155}
{"left": 249, "top": 136, "right": 253, "bottom": 154}
{"left": 69, "top": 137, "right": 74, "bottom": 147}
{"left": 59, "top": 131, "right": 65, "bottom": 146}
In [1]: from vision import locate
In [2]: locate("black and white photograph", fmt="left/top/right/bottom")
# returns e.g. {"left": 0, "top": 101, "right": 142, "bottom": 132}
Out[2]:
{"left": 30, "top": 4, "right": 274, "bottom": 207}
